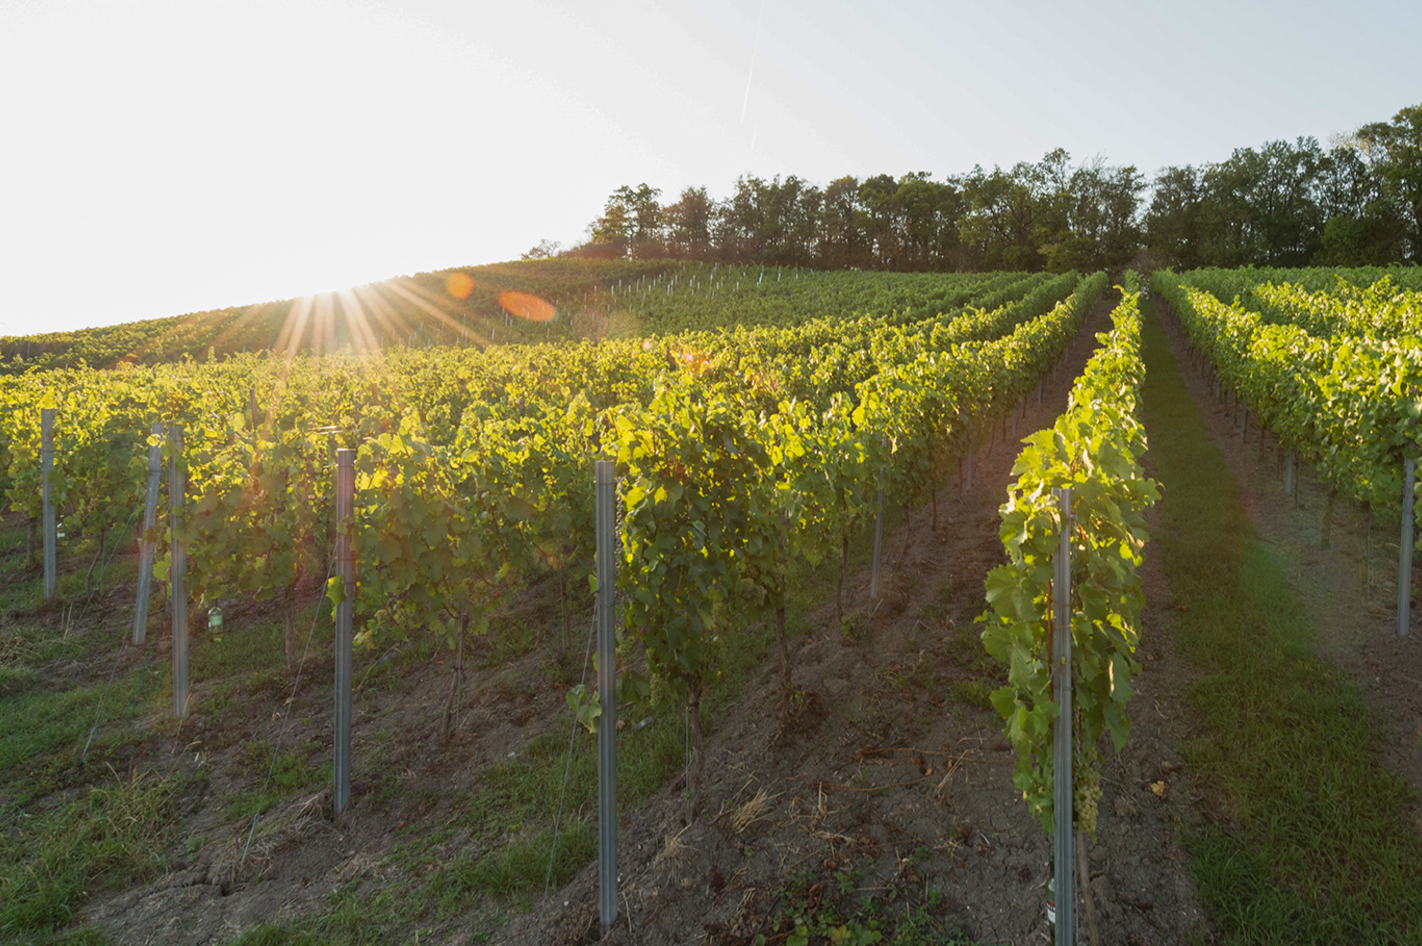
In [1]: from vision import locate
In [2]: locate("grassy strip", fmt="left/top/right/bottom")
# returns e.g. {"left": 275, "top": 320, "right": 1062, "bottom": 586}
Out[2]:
{"left": 0, "top": 770, "right": 176, "bottom": 941}
{"left": 1139, "top": 299, "right": 1422, "bottom": 944}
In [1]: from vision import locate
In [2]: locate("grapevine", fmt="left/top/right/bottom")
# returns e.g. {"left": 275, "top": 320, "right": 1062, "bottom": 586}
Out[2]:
{"left": 980, "top": 277, "right": 1158, "bottom": 834}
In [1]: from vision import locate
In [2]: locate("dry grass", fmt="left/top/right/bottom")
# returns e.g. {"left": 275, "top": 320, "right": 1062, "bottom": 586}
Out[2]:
{"left": 728, "top": 786, "right": 780, "bottom": 835}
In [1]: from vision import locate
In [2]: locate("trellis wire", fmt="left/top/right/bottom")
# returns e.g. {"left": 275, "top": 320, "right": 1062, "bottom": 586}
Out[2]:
{"left": 535, "top": 607, "right": 599, "bottom": 946}
{"left": 241, "top": 556, "right": 336, "bottom": 865}
{"left": 77, "top": 509, "right": 140, "bottom": 764}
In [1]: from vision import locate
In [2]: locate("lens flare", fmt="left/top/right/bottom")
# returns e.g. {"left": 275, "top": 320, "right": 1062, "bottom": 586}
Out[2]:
{"left": 498, "top": 290, "right": 556, "bottom": 322}
{"left": 447, "top": 273, "right": 474, "bottom": 299}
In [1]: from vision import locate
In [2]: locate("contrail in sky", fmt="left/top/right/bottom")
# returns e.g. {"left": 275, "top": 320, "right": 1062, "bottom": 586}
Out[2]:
{"left": 740, "top": 0, "right": 765, "bottom": 125}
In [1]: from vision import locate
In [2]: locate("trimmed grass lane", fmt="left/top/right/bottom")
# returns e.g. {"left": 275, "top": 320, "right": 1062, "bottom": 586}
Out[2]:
{"left": 1140, "top": 298, "right": 1422, "bottom": 945}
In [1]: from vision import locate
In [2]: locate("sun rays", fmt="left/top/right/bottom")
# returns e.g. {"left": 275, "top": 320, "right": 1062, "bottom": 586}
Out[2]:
{"left": 75, "top": 266, "right": 561, "bottom": 380}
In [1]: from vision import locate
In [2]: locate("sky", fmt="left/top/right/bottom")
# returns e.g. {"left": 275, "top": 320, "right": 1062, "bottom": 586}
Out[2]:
{"left": 1, "top": 0, "right": 1419, "bottom": 336}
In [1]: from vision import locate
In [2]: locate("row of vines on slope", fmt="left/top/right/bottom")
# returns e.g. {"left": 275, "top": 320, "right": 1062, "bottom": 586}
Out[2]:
{"left": 0, "top": 262, "right": 1036, "bottom": 373}
{"left": 610, "top": 272, "right": 1104, "bottom": 812}
{"left": 980, "top": 275, "right": 1159, "bottom": 836}
{"left": 1152, "top": 269, "right": 1422, "bottom": 536}
{"left": 0, "top": 270, "right": 1082, "bottom": 604}
{"left": 1, "top": 270, "right": 1105, "bottom": 816}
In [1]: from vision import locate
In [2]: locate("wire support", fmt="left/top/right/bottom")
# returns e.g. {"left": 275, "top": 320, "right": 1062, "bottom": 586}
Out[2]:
{"left": 535, "top": 607, "right": 599, "bottom": 946}
{"left": 241, "top": 557, "right": 336, "bottom": 865}
{"left": 77, "top": 509, "right": 141, "bottom": 764}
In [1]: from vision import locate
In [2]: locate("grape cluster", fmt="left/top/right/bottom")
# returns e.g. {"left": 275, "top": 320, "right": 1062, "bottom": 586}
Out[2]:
{"left": 1074, "top": 756, "right": 1103, "bottom": 836}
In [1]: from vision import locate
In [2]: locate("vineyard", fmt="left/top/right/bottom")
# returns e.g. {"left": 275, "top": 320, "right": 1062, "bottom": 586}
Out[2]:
{"left": 1152, "top": 267, "right": 1422, "bottom": 602}
{"left": 0, "top": 261, "right": 1040, "bottom": 373}
{"left": 1, "top": 262, "right": 1421, "bottom": 945}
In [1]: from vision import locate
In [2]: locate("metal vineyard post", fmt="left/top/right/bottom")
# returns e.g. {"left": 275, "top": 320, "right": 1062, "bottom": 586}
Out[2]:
{"left": 170, "top": 424, "right": 188, "bottom": 717}
{"left": 134, "top": 422, "right": 163, "bottom": 645}
{"left": 1400, "top": 457, "right": 1414, "bottom": 638}
{"left": 41, "top": 408, "right": 55, "bottom": 601}
{"left": 1052, "top": 486, "right": 1074, "bottom": 946}
{"left": 334, "top": 448, "right": 355, "bottom": 815}
{"left": 595, "top": 460, "right": 618, "bottom": 935}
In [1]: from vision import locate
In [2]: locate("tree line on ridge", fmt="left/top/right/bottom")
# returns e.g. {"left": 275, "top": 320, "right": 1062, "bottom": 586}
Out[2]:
{"left": 541, "top": 103, "right": 1421, "bottom": 273}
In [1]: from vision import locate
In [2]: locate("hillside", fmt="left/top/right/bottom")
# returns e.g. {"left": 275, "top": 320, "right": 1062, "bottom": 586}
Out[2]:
{"left": 0, "top": 260, "right": 1023, "bottom": 374}
{"left": 3, "top": 267, "right": 1422, "bottom": 945}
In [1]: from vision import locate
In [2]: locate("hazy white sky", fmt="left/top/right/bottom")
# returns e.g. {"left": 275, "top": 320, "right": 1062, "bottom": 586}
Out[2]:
{"left": 1, "top": 0, "right": 1418, "bottom": 336}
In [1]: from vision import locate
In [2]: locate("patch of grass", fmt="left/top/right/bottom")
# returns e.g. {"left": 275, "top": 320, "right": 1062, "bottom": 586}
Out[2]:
{"left": 403, "top": 621, "right": 771, "bottom": 904}
{"left": 223, "top": 878, "right": 498, "bottom": 945}
{"left": 429, "top": 823, "right": 596, "bottom": 914}
{"left": 761, "top": 859, "right": 979, "bottom": 946}
{"left": 1140, "top": 300, "right": 1422, "bottom": 944}
{"left": 5, "top": 926, "right": 113, "bottom": 946}
{"left": 0, "top": 619, "right": 86, "bottom": 670}
{"left": 0, "top": 570, "right": 41, "bottom": 612}
{"left": 948, "top": 678, "right": 995, "bottom": 712}
{"left": 352, "top": 644, "right": 410, "bottom": 694}
{"left": 937, "top": 615, "right": 996, "bottom": 679}
{"left": 477, "top": 620, "right": 539, "bottom": 669}
{"left": 544, "top": 641, "right": 584, "bottom": 689}
{"left": 191, "top": 615, "right": 291, "bottom": 681}
{"left": 0, "top": 663, "right": 163, "bottom": 807}
{"left": 225, "top": 738, "right": 331, "bottom": 820}
{"left": 878, "top": 650, "right": 934, "bottom": 693}
{"left": 0, "top": 770, "right": 175, "bottom": 939}
{"left": 919, "top": 597, "right": 1002, "bottom": 712}
{"left": 0, "top": 663, "right": 40, "bottom": 697}
{"left": 840, "top": 609, "right": 869, "bottom": 643}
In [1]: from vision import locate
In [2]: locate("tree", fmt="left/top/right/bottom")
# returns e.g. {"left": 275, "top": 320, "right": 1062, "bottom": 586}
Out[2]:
{"left": 1249, "top": 138, "right": 1325, "bottom": 266}
{"left": 770, "top": 175, "right": 823, "bottom": 266}
{"left": 959, "top": 163, "right": 1043, "bottom": 271}
{"left": 1145, "top": 166, "right": 1205, "bottom": 269}
{"left": 820, "top": 176, "right": 866, "bottom": 269}
{"left": 663, "top": 186, "right": 713, "bottom": 259}
{"left": 858, "top": 173, "right": 906, "bottom": 268}
{"left": 1187, "top": 139, "right": 1327, "bottom": 267}
{"left": 896, "top": 173, "right": 963, "bottom": 271}
{"left": 521, "top": 239, "right": 561, "bottom": 260}
{"left": 1098, "top": 165, "right": 1147, "bottom": 268}
{"left": 588, "top": 183, "right": 663, "bottom": 257}
{"left": 1357, "top": 104, "right": 1422, "bottom": 261}
{"left": 1315, "top": 142, "right": 1405, "bottom": 264}
{"left": 587, "top": 202, "right": 632, "bottom": 257}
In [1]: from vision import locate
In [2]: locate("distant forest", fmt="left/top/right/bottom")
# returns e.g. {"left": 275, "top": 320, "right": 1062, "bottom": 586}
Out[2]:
{"left": 552, "top": 103, "right": 1421, "bottom": 273}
